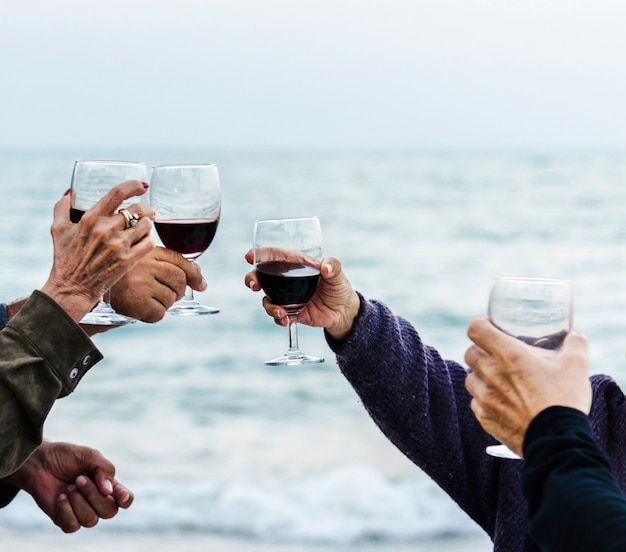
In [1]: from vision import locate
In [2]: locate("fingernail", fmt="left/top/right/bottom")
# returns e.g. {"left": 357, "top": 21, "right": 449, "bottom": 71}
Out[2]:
{"left": 273, "top": 309, "right": 281, "bottom": 318}
{"left": 76, "top": 475, "right": 88, "bottom": 487}
{"left": 201, "top": 277, "right": 208, "bottom": 290}
{"left": 58, "top": 493, "right": 68, "bottom": 502}
{"left": 103, "top": 479, "right": 114, "bottom": 494}
{"left": 63, "top": 188, "right": 71, "bottom": 196}
{"left": 325, "top": 263, "right": 333, "bottom": 275}
{"left": 142, "top": 182, "right": 150, "bottom": 189}
{"left": 248, "top": 280, "right": 255, "bottom": 290}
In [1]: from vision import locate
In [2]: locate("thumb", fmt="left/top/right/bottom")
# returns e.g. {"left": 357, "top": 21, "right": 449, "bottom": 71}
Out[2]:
{"left": 80, "top": 449, "right": 116, "bottom": 496}
{"left": 321, "top": 257, "right": 342, "bottom": 281}
{"left": 52, "top": 192, "right": 72, "bottom": 223}
{"left": 559, "top": 331, "right": 589, "bottom": 368}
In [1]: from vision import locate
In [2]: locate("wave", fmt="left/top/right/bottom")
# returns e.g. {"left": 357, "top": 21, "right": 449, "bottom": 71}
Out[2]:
{"left": 0, "top": 464, "right": 481, "bottom": 545}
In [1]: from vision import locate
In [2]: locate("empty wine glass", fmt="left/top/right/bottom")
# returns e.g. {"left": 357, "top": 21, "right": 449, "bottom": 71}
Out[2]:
{"left": 150, "top": 163, "right": 221, "bottom": 316}
{"left": 486, "top": 276, "right": 573, "bottom": 459}
{"left": 253, "top": 217, "right": 325, "bottom": 366}
{"left": 70, "top": 160, "right": 149, "bottom": 326}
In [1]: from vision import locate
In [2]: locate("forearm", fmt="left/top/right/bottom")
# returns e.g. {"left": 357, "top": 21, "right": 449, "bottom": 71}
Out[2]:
{"left": 0, "top": 291, "right": 102, "bottom": 477}
{"left": 523, "top": 406, "right": 626, "bottom": 551}
{"left": 326, "top": 294, "right": 497, "bottom": 528}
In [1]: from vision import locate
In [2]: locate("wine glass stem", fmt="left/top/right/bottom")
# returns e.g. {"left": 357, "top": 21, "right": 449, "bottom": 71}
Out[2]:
{"left": 287, "top": 315, "right": 301, "bottom": 352}
{"left": 183, "top": 260, "right": 197, "bottom": 303}
{"left": 102, "top": 289, "right": 112, "bottom": 307}
{"left": 184, "top": 285, "right": 194, "bottom": 302}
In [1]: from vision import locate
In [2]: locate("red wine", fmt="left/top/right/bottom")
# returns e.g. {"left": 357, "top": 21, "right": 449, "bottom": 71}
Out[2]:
{"left": 256, "top": 261, "right": 321, "bottom": 311}
{"left": 70, "top": 207, "right": 85, "bottom": 223}
{"left": 518, "top": 330, "right": 568, "bottom": 350}
{"left": 154, "top": 218, "right": 219, "bottom": 259}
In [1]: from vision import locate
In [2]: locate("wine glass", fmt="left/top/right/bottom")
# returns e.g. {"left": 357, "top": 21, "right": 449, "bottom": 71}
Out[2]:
{"left": 253, "top": 216, "right": 325, "bottom": 366}
{"left": 149, "top": 163, "right": 221, "bottom": 316}
{"left": 70, "top": 160, "right": 149, "bottom": 326}
{"left": 486, "top": 276, "right": 573, "bottom": 460}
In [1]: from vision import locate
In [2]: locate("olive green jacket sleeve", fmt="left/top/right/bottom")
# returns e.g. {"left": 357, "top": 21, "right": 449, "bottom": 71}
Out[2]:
{"left": 0, "top": 290, "right": 103, "bottom": 479}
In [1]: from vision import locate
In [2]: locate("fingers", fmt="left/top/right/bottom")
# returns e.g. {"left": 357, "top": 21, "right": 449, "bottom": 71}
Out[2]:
{"left": 55, "top": 480, "right": 114, "bottom": 532}
{"left": 54, "top": 493, "right": 82, "bottom": 533}
{"left": 466, "top": 315, "right": 498, "bottom": 350}
{"left": 110, "top": 246, "right": 207, "bottom": 323}
{"left": 117, "top": 203, "right": 156, "bottom": 233}
{"left": 89, "top": 180, "right": 150, "bottom": 217}
{"left": 320, "top": 257, "right": 341, "bottom": 281}
{"left": 561, "top": 331, "right": 589, "bottom": 360}
{"left": 74, "top": 476, "right": 119, "bottom": 519}
{"left": 244, "top": 248, "right": 254, "bottom": 265}
{"left": 466, "top": 314, "right": 522, "bottom": 356}
{"left": 244, "top": 269, "right": 261, "bottom": 292}
{"left": 155, "top": 247, "right": 207, "bottom": 292}
{"left": 464, "top": 344, "right": 487, "bottom": 372}
{"left": 112, "top": 481, "right": 134, "bottom": 509}
{"left": 53, "top": 191, "right": 72, "bottom": 221}
{"left": 262, "top": 295, "right": 288, "bottom": 325}
{"left": 54, "top": 476, "right": 132, "bottom": 532}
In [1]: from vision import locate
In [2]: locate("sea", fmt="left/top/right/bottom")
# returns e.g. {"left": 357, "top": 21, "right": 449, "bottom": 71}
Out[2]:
{"left": 1, "top": 148, "right": 626, "bottom": 551}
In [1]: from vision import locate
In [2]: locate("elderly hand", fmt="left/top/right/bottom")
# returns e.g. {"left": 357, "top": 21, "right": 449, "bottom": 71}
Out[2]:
{"left": 244, "top": 250, "right": 360, "bottom": 341}
{"left": 110, "top": 246, "right": 207, "bottom": 323}
{"left": 464, "top": 315, "right": 592, "bottom": 457}
{"left": 40, "top": 182, "right": 155, "bottom": 322}
{"left": 2, "top": 441, "right": 133, "bottom": 533}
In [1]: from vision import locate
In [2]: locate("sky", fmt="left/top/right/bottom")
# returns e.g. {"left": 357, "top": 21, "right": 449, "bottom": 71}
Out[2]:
{"left": 1, "top": 0, "right": 626, "bottom": 150}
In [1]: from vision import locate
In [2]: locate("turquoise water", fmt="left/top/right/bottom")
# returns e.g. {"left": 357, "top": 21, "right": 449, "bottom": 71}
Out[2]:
{"left": 1, "top": 149, "right": 626, "bottom": 548}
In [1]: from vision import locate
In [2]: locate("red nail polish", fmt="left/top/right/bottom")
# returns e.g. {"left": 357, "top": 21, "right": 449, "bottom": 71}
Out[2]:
{"left": 142, "top": 182, "right": 150, "bottom": 189}
{"left": 63, "top": 188, "right": 71, "bottom": 196}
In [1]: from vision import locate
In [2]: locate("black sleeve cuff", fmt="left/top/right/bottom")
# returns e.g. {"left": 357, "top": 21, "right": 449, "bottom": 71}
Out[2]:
{"left": 523, "top": 406, "right": 592, "bottom": 458}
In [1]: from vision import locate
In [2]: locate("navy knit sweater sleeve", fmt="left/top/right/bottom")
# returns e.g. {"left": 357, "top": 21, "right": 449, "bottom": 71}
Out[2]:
{"left": 325, "top": 295, "right": 534, "bottom": 550}
{"left": 325, "top": 295, "right": 626, "bottom": 552}
{"left": 523, "top": 406, "right": 626, "bottom": 552}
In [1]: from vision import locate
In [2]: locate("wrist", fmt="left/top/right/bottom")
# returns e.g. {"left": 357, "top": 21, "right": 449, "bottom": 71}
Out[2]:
{"left": 39, "top": 282, "right": 98, "bottom": 323}
{"left": 327, "top": 292, "right": 361, "bottom": 341}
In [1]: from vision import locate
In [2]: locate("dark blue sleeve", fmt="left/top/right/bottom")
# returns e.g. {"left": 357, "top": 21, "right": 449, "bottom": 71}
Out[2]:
{"left": 0, "top": 303, "right": 7, "bottom": 331}
{"left": 523, "top": 406, "right": 626, "bottom": 552}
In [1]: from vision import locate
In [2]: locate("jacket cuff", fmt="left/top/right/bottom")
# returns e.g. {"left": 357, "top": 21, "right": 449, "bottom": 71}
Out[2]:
{"left": 7, "top": 291, "right": 103, "bottom": 395}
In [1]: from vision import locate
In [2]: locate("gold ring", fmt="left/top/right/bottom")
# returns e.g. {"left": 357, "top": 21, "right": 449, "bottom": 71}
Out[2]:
{"left": 118, "top": 208, "right": 139, "bottom": 230}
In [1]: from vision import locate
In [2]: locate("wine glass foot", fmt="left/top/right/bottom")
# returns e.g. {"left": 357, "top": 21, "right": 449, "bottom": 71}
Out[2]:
{"left": 486, "top": 444, "right": 522, "bottom": 460}
{"left": 265, "top": 350, "right": 325, "bottom": 366}
{"left": 80, "top": 309, "right": 136, "bottom": 326}
{"left": 167, "top": 298, "right": 219, "bottom": 316}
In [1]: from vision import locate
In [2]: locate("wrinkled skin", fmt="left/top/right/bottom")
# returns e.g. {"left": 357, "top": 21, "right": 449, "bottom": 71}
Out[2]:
{"left": 2, "top": 441, "right": 133, "bottom": 533}
{"left": 41, "top": 182, "right": 155, "bottom": 323}
{"left": 464, "top": 315, "right": 592, "bottom": 457}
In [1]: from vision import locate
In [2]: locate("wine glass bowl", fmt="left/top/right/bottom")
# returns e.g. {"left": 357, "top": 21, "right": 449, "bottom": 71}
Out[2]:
{"left": 485, "top": 276, "right": 573, "bottom": 460}
{"left": 150, "top": 163, "right": 221, "bottom": 316}
{"left": 70, "top": 160, "right": 149, "bottom": 326}
{"left": 488, "top": 276, "right": 572, "bottom": 351}
{"left": 253, "top": 217, "right": 325, "bottom": 366}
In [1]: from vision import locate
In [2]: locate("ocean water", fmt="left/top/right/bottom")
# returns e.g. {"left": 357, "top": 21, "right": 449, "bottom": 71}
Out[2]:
{"left": 2, "top": 148, "right": 626, "bottom": 550}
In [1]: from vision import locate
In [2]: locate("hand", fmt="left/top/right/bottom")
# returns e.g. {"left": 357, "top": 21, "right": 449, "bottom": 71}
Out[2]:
{"left": 464, "top": 315, "right": 592, "bottom": 457}
{"left": 244, "top": 250, "right": 360, "bottom": 340}
{"left": 110, "top": 246, "right": 207, "bottom": 323}
{"left": 40, "top": 182, "right": 155, "bottom": 322}
{"left": 2, "top": 441, "right": 133, "bottom": 533}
